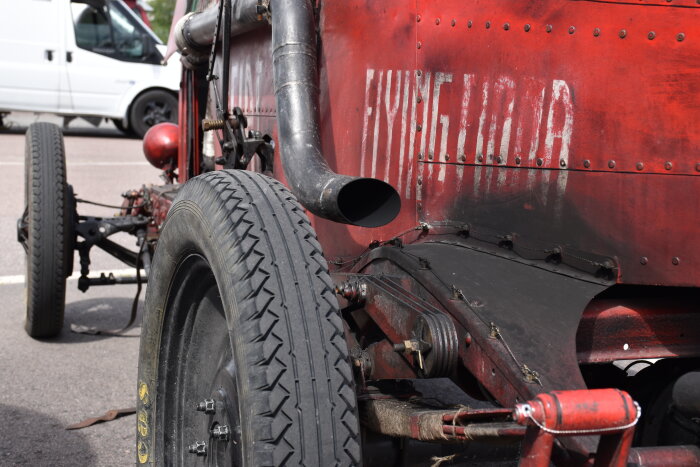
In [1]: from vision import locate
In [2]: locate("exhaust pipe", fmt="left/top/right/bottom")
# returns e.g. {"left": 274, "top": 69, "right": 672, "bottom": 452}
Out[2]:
{"left": 174, "top": 0, "right": 262, "bottom": 60}
{"left": 175, "top": 0, "right": 401, "bottom": 227}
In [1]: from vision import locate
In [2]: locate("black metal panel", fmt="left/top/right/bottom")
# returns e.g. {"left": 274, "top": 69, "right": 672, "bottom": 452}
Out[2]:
{"left": 399, "top": 240, "right": 607, "bottom": 392}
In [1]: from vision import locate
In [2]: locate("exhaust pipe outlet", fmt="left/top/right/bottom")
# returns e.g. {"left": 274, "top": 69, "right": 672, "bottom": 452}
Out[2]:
{"left": 272, "top": 0, "right": 400, "bottom": 227}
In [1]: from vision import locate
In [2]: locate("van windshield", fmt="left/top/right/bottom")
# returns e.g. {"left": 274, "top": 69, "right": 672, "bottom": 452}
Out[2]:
{"left": 71, "top": 0, "right": 162, "bottom": 62}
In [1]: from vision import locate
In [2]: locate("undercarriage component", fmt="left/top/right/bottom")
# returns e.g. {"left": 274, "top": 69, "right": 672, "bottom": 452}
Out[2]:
{"left": 75, "top": 215, "right": 151, "bottom": 292}
{"left": 339, "top": 274, "right": 458, "bottom": 378}
{"left": 513, "top": 389, "right": 639, "bottom": 467}
{"left": 361, "top": 397, "right": 521, "bottom": 442}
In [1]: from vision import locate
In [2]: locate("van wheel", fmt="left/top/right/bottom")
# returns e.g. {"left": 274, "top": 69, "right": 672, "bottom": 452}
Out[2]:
{"left": 21, "top": 123, "right": 74, "bottom": 338}
{"left": 137, "top": 170, "right": 361, "bottom": 466}
{"left": 130, "top": 90, "right": 178, "bottom": 138}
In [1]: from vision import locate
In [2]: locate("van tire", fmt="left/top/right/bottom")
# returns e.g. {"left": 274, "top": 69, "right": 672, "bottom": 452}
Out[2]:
{"left": 137, "top": 170, "right": 361, "bottom": 466}
{"left": 23, "top": 122, "right": 72, "bottom": 338}
{"left": 129, "top": 90, "right": 178, "bottom": 138}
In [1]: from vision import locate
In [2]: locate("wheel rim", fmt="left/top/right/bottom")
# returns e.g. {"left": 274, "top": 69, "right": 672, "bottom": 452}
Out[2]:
{"left": 159, "top": 254, "right": 243, "bottom": 466}
{"left": 142, "top": 100, "right": 174, "bottom": 127}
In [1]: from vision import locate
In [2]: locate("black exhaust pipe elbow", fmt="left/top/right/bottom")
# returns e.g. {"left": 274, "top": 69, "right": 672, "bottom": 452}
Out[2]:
{"left": 271, "top": 0, "right": 400, "bottom": 227}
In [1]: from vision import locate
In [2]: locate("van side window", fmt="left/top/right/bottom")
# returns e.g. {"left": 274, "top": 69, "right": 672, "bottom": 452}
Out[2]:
{"left": 72, "top": 3, "right": 113, "bottom": 54}
{"left": 71, "top": 0, "right": 157, "bottom": 62}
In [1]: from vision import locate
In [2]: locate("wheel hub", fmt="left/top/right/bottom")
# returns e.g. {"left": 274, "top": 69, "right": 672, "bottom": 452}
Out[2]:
{"left": 189, "top": 358, "right": 242, "bottom": 466}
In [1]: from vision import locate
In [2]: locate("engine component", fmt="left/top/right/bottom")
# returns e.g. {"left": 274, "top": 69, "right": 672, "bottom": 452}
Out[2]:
{"left": 339, "top": 274, "right": 459, "bottom": 378}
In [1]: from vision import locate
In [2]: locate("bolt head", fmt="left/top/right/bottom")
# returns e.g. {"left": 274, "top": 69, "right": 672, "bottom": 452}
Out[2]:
{"left": 560, "top": 159, "right": 567, "bottom": 167}
{"left": 416, "top": 124, "right": 422, "bottom": 131}
{"left": 459, "top": 154, "right": 466, "bottom": 162}
{"left": 677, "top": 32, "right": 686, "bottom": 42}
{"left": 188, "top": 441, "right": 207, "bottom": 456}
{"left": 477, "top": 155, "right": 484, "bottom": 162}
{"left": 665, "top": 161, "right": 673, "bottom": 170}
{"left": 485, "top": 21, "right": 491, "bottom": 29}
{"left": 428, "top": 152, "right": 433, "bottom": 160}
{"left": 196, "top": 399, "right": 216, "bottom": 414}
{"left": 546, "top": 24, "right": 552, "bottom": 33}
{"left": 467, "top": 20, "right": 473, "bottom": 28}
{"left": 583, "top": 159, "right": 591, "bottom": 168}
{"left": 636, "top": 162, "right": 644, "bottom": 171}
{"left": 695, "top": 162, "right": 700, "bottom": 172}
{"left": 536, "top": 158, "right": 543, "bottom": 167}
{"left": 569, "top": 26, "right": 575, "bottom": 34}
{"left": 444, "top": 153, "right": 450, "bottom": 161}
{"left": 465, "top": 333, "right": 473, "bottom": 346}
{"left": 608, "top": 160, "right": 616, "bottom": 169}
{"left": 496, "top": 155, "right": 503, "bottom": 164}
{"left": 451, "top": 19, "right": 456, "bottom": 27}
{"left": 619, "top": 29, "right": 627, "bottom": 38}
{"left": 648, "top": 31, "right": 656, "bottom": 40}
{"left": 593, "top": 28, "right": 601, "bottom": 37}
{"left": 524, "top": 24, "right": 531, "bottom": 32}
{"left": 503, "top": 23, "right": 510, "bottom": 30}
{"left": 416, "top": 14, "right": 421, "bottom": 22}
{"left": 672, "top": 257, "right": 680, "bottom": 265}
{"left": 435, "top": 18, "right": 440, "bottom": 25}
{"left": 211, "top": 424, "right": 231, "bottom": 442}
{"left": 640, "top": 256, "right": 648, "bottom": 265}
{"left": 416, "top": 41, "right": 422, "bottom": 49}
{"left": 515, "top": 156, "right": 522, "bottom": 164}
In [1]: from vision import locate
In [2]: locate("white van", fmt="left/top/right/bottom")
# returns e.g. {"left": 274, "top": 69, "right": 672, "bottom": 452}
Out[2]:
{"left": 0, "top": 0, "right": 180, "bottom": 137}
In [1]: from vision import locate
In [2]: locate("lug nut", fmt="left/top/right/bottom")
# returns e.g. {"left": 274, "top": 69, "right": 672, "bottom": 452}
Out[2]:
{"left": 196, "top": 399, "right": 216, "bottom": 414}
{"left": 211, "top": 425, "right": 231, "bottom": 441}
{"left": 188, "top": 441, "right": 207, "bottom": 456}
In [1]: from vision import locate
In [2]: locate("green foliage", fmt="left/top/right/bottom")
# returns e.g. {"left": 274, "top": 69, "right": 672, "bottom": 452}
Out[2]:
{"left": 148, "top": 0, "right": 177, "bottom": 43}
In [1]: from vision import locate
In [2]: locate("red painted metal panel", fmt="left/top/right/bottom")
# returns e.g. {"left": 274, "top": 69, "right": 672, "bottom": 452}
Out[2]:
{"left": 213, "top": 0, "right": 700, "bottom": 287}
{"left": 391, "top": 0, "right": 700, "bottom": 287}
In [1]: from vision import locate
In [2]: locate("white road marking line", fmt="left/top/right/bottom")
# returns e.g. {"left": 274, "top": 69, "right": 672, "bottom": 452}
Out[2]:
{"left": 0, "top": 268, "right": 143, "bottom": 286}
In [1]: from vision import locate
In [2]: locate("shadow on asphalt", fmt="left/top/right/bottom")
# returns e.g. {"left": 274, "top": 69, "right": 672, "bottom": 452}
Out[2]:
{"left": 0, "top": 403, "right": 98, "bottom": 465}
{"left": 0, "top": 124, "right": 139, "bottom": 140}
{"left": 48, "top": 297, "right": 145, "bottom": 343}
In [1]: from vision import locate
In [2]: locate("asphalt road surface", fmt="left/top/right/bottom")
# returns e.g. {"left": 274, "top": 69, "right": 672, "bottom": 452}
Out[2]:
{"left": 0, "top": 113, "right": 163, "bottom": 466}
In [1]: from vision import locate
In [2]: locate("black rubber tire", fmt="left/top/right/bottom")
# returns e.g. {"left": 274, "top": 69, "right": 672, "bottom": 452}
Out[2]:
{"left": 137, "top": 170, "right": 361, "bottom": 466}
{"left": 129, "top": 90, "right": 178, "bottom": 139}
{"left": 23, "top": 122, "right": 71, "bottom": 338}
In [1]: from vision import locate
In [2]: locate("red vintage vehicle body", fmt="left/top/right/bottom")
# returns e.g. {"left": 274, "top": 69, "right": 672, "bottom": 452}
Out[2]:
{"left": 132, "top": 0, "right": 700, "bottom": 464}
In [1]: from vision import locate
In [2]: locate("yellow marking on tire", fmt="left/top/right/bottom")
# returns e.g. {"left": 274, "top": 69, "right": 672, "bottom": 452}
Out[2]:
{"left": 137, "top": 441, "right": 149, "bottom": 464}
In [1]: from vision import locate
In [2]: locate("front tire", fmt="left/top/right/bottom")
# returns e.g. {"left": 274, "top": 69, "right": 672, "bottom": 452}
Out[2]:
{"left": 137, "top": 170, "right": 361, "bottom": 466}
{"left": 22, "top": 123, "right": 73, "bottom": 338}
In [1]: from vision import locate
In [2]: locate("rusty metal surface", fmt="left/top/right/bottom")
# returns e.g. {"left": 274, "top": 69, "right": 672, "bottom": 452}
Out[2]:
{"left": 287, "top": 0, "right": 700, "bottom": 288}
{"left": 577, "top": 297, "right": 700, "bottom": 363}
{"left": 201, "top": 0, "right": 700, "bottom": 286}
{"left": 629, "top": 445, "right": 700, "bottom": 467}
{"left": 389, "top": 241, "right": 606, "bottom": 398}
{"left": 514, "top": 389, "right": 639, "bottom": 467}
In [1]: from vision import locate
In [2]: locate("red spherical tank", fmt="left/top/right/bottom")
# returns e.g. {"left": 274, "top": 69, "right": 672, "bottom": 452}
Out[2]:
{"left": 143, "top": 123, "right": 179, "bottom": 170}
